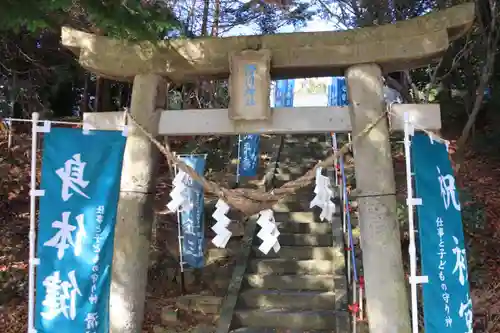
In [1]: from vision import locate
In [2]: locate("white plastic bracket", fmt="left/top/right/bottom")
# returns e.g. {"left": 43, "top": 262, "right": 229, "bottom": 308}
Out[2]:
{"left": 36, "top": 120, "right": 51, "bottom": 133}
{"left": 121, "top": 125, "right": 129, "bottom": 137}
{"left": 403, "top": 112, "right": 414, "bottom": 136}
{"left": 82, "top": 122, "right": 94, "bottom": 135}
{"left": 121, "top": 111, "right": 129, "bottom": 137}
{"left": 29, "top": 189, "right": 45, "bottom": 197}
{"left": 406, "top": 198, "right": 422, "bottom": 206}
{"left": 409, "top": 275, "right": 429, "bottom": 285}
{"left": 406, "top": 123, "right": 415, "bottom": 136}
{"left": 428, "top": 132, "right": 436, "bottom": 144}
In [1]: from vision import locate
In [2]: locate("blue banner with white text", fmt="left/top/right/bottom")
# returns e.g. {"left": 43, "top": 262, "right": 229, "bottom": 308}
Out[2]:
{"left": 179, "top": 155, "right": 206, "bottom": 268}
{"left": 412, "top": 132, "right": 473, "bottom": 333}
{"left": 239, "top": 135, "right": 260, "bottom": 177}
{"left": 35, "top": 127, "right": 126, "bottom": 333}
{"left": 328, "top": 77, "right": 348, "bottom": 107}
{"left": 275, "top": 79, "right": 295, "bottom": 107}
{"left": 238, "top": 79, "right": 295, "bottom": 177}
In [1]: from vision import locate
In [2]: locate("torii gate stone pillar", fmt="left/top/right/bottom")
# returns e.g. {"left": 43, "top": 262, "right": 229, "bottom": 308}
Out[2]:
{"left": 109, "top": 74, "right": 166, "bottom": 333}
{"left": 61, "top": 3, "right": 474, "bottom": 333}
{"left": 346, "top": 64, "right": 410, "bottom": 332}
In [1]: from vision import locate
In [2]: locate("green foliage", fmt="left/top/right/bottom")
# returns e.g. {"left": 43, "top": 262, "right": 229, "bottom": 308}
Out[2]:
{"left": 0, "top": 0, "right": 181, "bottom": 40}
{"left": 223, "top": 1, "right": 313, "bottom": 34}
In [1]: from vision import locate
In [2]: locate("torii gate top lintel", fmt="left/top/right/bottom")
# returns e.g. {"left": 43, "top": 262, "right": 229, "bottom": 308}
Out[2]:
{"left": 62, "top": 3, "right": 474, "bottom": 84}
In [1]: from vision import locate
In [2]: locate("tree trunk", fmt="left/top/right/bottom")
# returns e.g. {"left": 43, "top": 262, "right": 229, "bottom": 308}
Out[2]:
{"left": 211, "top": 0, "right": 221, "bottom": 36}
{"left": 201, "top": 0, "right": 210, "bottom": 36}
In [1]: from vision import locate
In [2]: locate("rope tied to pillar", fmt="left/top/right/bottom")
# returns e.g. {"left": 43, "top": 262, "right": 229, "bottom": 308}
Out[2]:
{"left": 125, "top": 110, "right": 387, "bottom": 216}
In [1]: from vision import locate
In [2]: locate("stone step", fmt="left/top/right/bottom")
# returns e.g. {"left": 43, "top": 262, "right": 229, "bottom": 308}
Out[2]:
{"left": 243, "top": 274, "right": 337, "bottom": 291}
{"left": 233, "top": 309, "right": 348, "bottom": 331}
{"left": 206, "top": 247, "right": 238, "bottom": 264}
{"left": 253, "top": 246, "right": 344, "bottom": 265}
{"left": 253, "top": 233, "right": 335, "bottom": 247}
{"left": 273, "top": 212, "right": 319, "bottom": 223}
{"left": 273, "top": 212, "right": 342, "bottom": 224}
{"left": 238, "top": 289, "right": 336, "bottom": 310}
{"left": 248, "top": 259, "right": 336, "bottom": 275}
{"left": 276, "top": 234, "right": 333, "bottom": 246}
{"left": 252, "top": 246, "right": 342, "bottom": 261}
{"left": 275, "top": 221, "right": 332, "bottom": 234}
{"left": 229, "top": 327, "right": 334, "bottom": 333}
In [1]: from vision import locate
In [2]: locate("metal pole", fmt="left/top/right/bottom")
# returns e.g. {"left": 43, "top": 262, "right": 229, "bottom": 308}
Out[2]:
{"left": 6, "top": 117, "right": 83, "bottom": 126}
{"left": 27, "top": 112, "right": 39, "bottom": 333}
{"left": 341, "top": 155, "right": 352, "bottom": 286}
{"left": 352, "top": 280, "right": 358, "bottom": 333}
{"left": 403, "top": 111, "right": 419, "bottom": 333}
{"left": 359, "top": 283, "right": 364, "bottom": 321}
{"left": 173, "top": 162, "right": 186, "bottom": 295}
{"left": 235, "top": 135, "right": 241, "bottom": 187}
{"left": 7, "top": 119, "right": 12, "bottom": 149}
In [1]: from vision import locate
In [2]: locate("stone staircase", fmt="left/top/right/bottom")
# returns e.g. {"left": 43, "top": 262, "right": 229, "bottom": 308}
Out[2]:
{"left": 218, "top": 135, "right": 350, "bottom": 333}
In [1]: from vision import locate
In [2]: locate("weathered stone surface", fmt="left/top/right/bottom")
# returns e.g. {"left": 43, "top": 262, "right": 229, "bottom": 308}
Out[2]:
{"left": 228, "top": 50, "right": 271, "bottom": 121}
{"left": 83, "top": 104, "right": 442, "bottom": 136}
{"left": 346, "top": 63, "right": 410, "bottom": 333}
{"left": 61, "top": 3, "right": 474, "bottom": 82}
{"left": 109, "top": 75, "right": 166, "bottom": 333}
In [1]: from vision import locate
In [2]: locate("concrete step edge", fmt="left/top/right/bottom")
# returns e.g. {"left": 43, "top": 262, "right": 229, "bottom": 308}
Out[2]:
{"left": 237, "top": 290, "right": 337, "bottom": 310}
{"left": 233, "top": 309, "right": 349, "bottom": 330}
{"left": 251, "top": 245, "right": 343, "bottom": 256}
{"left": 248, "top": 259, "right": 343, "bottom": 275}
{"left": 242, "top": 274, "right": 341, "bottom": 291}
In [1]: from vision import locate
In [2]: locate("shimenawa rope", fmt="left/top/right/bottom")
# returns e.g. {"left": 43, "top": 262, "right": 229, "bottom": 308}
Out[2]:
{"left": 125, "top": 111, "right": 385, "bottom": 216}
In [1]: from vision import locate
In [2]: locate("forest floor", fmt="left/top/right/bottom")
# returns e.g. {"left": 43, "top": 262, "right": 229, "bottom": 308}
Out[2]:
{"left": 0, "top": 126, "right": 499, "bottom": 332}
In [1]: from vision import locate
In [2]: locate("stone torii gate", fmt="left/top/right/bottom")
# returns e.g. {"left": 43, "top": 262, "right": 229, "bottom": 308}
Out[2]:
{"left": 62, "top": 3, "right": 474, "bottom": 333}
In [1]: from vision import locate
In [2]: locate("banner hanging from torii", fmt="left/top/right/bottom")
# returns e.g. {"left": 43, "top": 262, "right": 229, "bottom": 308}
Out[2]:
{"left": 328, "top": 77, "right": 348, "bottom": 107}
{"left": 178, "top": 154, "right": 207, "bottom": 268}
{"left": 238, "top": 79, "right": 295, "bottom": 177}
{"left": 34, "top": 127, "right": 126, "bottom": 333}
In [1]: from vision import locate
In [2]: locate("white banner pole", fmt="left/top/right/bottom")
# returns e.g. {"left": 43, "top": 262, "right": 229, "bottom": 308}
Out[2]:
{"left": 173, "top": 161, "right": 185, "bottom": 273}
{"left": 7, "top": 119, "right": 12, "bottom": 149}
{"left": 27, "top": 112, "right": 39, "bottom": 333}
{"left": 403, "top": 111, "right": 420, "bottom": 333}
{"left": 236, "top": 135, "right": 241, "bottom": 185}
